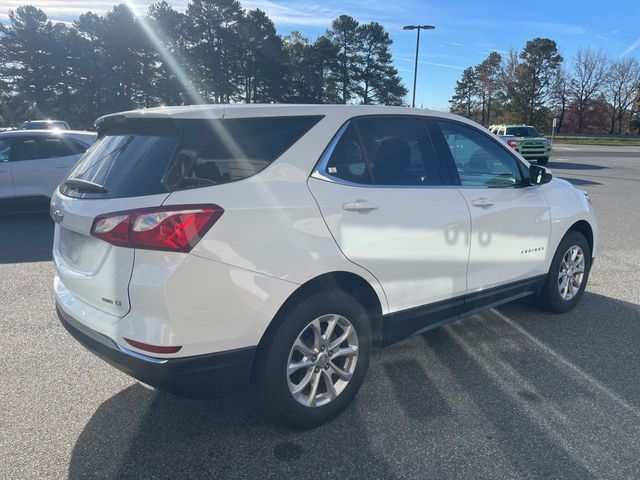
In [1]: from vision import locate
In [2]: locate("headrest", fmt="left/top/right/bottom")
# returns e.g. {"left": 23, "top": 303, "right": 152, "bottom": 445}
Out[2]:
{"left": 376, "top": 138, "right": 410, "bottom": 171}
{"left": 467, "top": 150, "right": 490, "bottom": 173}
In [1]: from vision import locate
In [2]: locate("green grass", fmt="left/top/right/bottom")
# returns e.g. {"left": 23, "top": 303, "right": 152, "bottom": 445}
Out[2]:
{"left": 552, "top": 136, "right": 640, "bottom": 146}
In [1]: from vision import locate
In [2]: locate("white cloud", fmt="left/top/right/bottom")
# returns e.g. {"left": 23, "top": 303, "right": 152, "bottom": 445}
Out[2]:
{"left": 0, "top": 0, "right": 429, "bottom": 26}
{"left": 620, "top": 37, "right": 640, "bottom": 57}
{"left": 396, "top": 56, "right": 463, "bottom": 70}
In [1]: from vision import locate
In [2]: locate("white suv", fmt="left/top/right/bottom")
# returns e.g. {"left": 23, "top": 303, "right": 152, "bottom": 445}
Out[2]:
{"left": 1, "top": 130, "right": 96, "bottom": 210}
{"left": 52, "top": 105, "right": 596, "bottom": 428}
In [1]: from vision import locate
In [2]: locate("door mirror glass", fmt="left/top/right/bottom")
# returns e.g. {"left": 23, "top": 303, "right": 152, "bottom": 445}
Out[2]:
{"left": 529, "top": 164, "right": 552, "bottom": 185}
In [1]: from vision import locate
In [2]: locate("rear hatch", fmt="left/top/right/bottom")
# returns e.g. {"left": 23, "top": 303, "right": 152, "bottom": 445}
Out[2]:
{"left": 52, "top": 117, "right": 183, "bottom": 317}
{"left": 52, "top": 112, "right": 323, "bottom": 318}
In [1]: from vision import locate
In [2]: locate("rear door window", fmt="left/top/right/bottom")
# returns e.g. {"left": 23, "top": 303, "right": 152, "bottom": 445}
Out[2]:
{"left": 354, "top": 117, "right": 441, "bottom": 186}
{"left": 38, "top": 137, "right": 87, "bottom": 158}
{"left": 325, "top": 124, "right": 371, "bottom": 184}
{"left": 61, "top": 115, "right": 322, "bottom": 199}
{"left": 323, "top": 116, "right": 443, "bottom": 186}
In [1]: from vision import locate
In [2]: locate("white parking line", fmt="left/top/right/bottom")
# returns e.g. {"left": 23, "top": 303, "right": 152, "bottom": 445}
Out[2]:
{"left": 553, "top": 146, "right": 579, "bottom": 151}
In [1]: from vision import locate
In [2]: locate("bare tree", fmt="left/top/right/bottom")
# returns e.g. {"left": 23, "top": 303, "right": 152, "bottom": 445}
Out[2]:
{"left": 605, "top": 57, "right": 640, "bottom": 134}
{"left": 475, "top": 52, "right": 502, "bottom": 125}
{"left": 550, "top": 66, "right": 570, "bottom": 133}
{"left": 569, "top": 48, "right": 610, "bottom": 132}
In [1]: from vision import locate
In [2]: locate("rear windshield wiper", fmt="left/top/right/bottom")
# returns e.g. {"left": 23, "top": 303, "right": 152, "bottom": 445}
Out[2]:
{"left": 63, "top": 178, "right": 108, "bottom": 193}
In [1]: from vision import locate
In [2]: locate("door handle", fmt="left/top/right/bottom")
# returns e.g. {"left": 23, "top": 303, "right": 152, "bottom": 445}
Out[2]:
{"left": 342, "top": 200, "right": 379, "bottom": 212}
{"left": 471, "top": 198, "right": 495, "bottom": 208}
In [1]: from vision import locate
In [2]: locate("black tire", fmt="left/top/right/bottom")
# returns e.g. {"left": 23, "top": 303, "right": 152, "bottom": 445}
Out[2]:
{"left": 251, "top": 289, "right": 372, "bottom": 428}
{"left": 537, "top": 157, "right": 549, "bottom": 166}
{"left": 539, "top": 230, "right": 591, "bottom": 313}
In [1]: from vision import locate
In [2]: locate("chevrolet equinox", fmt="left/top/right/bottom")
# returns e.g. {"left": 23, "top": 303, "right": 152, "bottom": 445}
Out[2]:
{"left": 52, "top": 105, "right": 597, "bottom": 428}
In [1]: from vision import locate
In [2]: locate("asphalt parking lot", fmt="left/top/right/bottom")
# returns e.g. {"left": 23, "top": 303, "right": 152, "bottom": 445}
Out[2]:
{"left": 1, "top": 144, "right": 639, "bottom": 479}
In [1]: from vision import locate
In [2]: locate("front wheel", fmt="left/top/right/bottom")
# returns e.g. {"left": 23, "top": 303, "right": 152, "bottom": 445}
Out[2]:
{"left": 251, "top": 289, "right": 371, "bottom": 428}
{"left": 537, "top": 157, "right": 549, "bottom": 166}
{"left": 539, "top": 231, "right": 591, "bottom": 313}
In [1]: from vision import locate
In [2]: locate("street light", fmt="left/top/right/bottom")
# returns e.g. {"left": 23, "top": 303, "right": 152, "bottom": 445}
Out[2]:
{"left": 403, "top": 24, "right": 435, "bottom": 108}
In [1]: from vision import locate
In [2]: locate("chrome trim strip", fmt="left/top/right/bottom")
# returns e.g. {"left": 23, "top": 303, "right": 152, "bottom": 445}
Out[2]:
{"left": 116, "top": 344, "right": 169, "bottom": 364}
{"left": 310, "top": 120, "right": 351, "bottom": 183}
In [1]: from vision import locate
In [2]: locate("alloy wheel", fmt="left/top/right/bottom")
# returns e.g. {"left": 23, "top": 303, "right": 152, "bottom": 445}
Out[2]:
{"left": 287, "top": 314, "right": 359, "bottom": 408}
{"left": 558, "top": 245, "right": 586, "bottom": 301}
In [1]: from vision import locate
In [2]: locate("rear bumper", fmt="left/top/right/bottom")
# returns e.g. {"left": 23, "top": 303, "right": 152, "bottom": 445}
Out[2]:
{"left": 57, "top": 303, "right": 256, "bottom": 398}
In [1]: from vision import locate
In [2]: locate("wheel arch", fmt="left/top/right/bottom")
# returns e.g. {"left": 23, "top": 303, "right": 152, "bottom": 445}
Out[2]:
{"left": 568, "top": 219, "right": 594, "bottom": 256}
{"left": 255, "top": 271, "right": 385, "bottom": 360}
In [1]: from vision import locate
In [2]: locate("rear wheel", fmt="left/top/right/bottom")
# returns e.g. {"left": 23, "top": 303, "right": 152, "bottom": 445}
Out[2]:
{"left": 539, "top": 231, "right": 591, "bottom": 313}
{"left": 252, "top": 289, "right": 371, "bottom": 428}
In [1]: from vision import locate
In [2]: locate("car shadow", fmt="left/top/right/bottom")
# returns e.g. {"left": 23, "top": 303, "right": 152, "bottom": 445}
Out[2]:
{"left": 558, "top": 177, "right": 602, "bottom": 186}
{"left": 0, "top": 212, "right": 53, "bottom": 264}
{"left": 68, "top": 384, "right": 397, "bottom": 479}
{"left": 548, "top": 161, "right": 608, "bottom": 171}
{"left": 68, "top": 292, "right": 640, "bottom": 479}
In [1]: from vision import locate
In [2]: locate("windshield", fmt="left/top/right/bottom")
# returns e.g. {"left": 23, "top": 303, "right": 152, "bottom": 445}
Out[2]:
{"left": 22, "top": 121, "right": 68, "bottom": 130}
{"left": 505, "top": 126, "right": 541, "bottom": 137}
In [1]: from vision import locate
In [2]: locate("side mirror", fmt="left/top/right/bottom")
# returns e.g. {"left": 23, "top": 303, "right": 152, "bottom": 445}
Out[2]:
{"left": 529, "top": 164, "right": 552, "bottom": 185}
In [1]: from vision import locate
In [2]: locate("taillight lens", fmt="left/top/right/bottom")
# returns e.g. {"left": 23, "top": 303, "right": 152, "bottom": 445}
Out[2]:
{"left": 91, "top": 205, "right": 223, "bottom": 252}
{"left": 506, "top": 139, "right": 518, "bottom": 149}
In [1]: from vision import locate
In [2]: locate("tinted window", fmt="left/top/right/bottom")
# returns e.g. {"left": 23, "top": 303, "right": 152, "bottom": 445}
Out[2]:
{"left": 356, "top": 117, "right": 441, "bottom": 186}
{"left": 38, "top": 137, "right": 87, "bottom": 158}
{"left": 0, "top": 139, "right": 11, "bottom": 162}
{"left": 325, "top": 124, "right": 371, "bottom": 184}
{"left": 163, "top": 116, "right": 322, "bottom": 191}
{"left": 9, "top": 136, "right": 87, "bottom": 161}
{"left": 10, "top": 137, "right": 40, "bottom": 161}
{"left": 437, "top": 121, "right": 523, "bottom": 188}
{"left": 61, "top": 116, "right": 322, "bottom": 199}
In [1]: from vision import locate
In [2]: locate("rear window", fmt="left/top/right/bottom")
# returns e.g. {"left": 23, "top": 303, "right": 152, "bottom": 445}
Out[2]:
{"left": 60, "top": 115, "right": 323, "bottom": 199}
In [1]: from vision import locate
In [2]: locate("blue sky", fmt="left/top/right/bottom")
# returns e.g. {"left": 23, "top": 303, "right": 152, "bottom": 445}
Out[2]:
{"left": 1, "top": 0, "right": 639, "bottom": 109}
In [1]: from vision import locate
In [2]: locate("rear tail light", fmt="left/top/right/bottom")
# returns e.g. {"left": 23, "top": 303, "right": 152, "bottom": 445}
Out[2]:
{"left": 506, "top": 139, "right": 518, "bottom": 149}
{"left": 91, "top": 205, "right": 223, "bottom": 252}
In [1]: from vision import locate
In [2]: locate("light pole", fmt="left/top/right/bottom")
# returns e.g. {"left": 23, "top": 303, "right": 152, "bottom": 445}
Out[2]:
{"left": 403, "top": 24, "right": 435, "bottom": 108}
